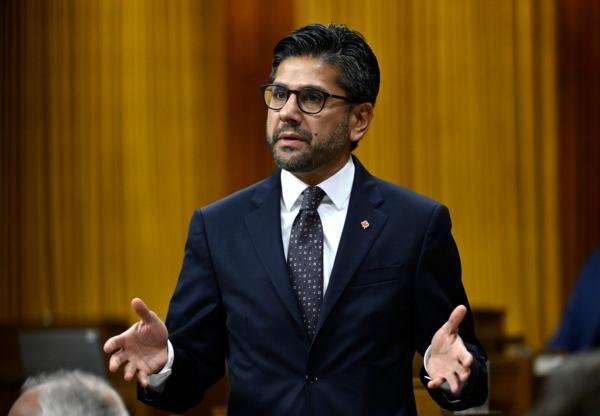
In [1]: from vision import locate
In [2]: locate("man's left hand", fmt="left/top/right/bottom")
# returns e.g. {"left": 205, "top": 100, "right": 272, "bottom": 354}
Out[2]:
{"left": 426, "top": 305, "right": 473, "bottom": 395}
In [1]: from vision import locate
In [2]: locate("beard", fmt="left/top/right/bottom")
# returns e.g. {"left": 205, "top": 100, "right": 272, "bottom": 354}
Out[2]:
{"left": 266, "top": 114, "right": 350, "bottom": 173}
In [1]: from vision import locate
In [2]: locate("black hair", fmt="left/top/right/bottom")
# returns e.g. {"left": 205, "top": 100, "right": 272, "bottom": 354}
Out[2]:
{"left": 269, "top": 23, "right": 380, "bottom": 106}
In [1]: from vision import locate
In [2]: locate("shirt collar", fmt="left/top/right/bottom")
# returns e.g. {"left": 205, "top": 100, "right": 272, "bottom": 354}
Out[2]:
{"left": 281, "top": 157, "right": 355, "bottom": 211}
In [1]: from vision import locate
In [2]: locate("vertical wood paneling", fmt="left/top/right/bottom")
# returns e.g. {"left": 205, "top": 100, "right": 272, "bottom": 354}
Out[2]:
{"left": 21, "top": 0, "right": 53, "bottom": 323}
{"left": 557, "top": 0, "right": 600, "bottom": 299}
{"left": 537, "top": 1, "right": 560, "bottom": 337}
{"left": 0, "top": 0, "right": 25, "bottom": 322}
{"left": 224, "top": 0, "right": 293, "bottom": 192}
{"left": 1, "top": 0, "right": 227, "bottom": 325}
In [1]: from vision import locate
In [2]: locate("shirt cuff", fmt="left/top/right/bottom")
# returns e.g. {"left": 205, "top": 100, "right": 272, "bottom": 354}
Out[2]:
{"left": 147, "top": 340, "right": 174, "bottom": 392}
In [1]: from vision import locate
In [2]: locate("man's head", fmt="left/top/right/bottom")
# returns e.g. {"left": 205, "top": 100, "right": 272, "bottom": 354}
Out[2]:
{"left": 264, "top": 24, "right": 379, "bottom": 184}
{"left": 9, "top": 370, "right": 128, "bottom": 416}
{"left": 269, "top": 23, "right": 380, "bottom": 108}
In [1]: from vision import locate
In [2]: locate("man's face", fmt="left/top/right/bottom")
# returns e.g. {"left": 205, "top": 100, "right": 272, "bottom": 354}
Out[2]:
{"left": 265, "top": 56, "right": 354, "bottom": 184}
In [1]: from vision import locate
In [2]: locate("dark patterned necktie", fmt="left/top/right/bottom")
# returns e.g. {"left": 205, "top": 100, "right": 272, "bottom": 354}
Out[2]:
{"left": 288, "top": 186, "right": 326, "bottom": 339}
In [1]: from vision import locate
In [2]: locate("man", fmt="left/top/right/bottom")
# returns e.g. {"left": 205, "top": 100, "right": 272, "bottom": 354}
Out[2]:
{"left": 104, "top": 23, "right": 488, "bottom": 415}
{"left": 8, "top": 370, "right": 128, "bottom": 416}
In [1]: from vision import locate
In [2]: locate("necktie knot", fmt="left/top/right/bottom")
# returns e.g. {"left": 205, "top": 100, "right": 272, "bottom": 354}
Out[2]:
{"left": 301, "top": 186, "right": 325, "bottom": 211}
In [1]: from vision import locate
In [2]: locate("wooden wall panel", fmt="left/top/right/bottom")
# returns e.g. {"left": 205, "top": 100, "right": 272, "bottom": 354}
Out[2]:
{"left": 557, "top": 0, "right": 600, "bottom": 298}
{"left": 0, "top": 0, "right": 227, "bottom": 325}
{"left": 0, "top": 0, "right": 26, "bottom": 322}
{"left": 224, "top": 0, "right": 293, "bottom": 191}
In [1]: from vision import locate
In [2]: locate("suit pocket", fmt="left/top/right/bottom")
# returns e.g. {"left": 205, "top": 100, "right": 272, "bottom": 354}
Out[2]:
{"left": 347, "top": 264, "right": 405, "bottom": 289}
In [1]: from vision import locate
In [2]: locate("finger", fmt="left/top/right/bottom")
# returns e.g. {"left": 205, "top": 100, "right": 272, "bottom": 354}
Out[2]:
{"left": 448, "top": 372, "right": 461, "bottom": 394}
{"left": 427, "top": 376, "right": 445, "bottom": 390}
{"left": 445, "top": 305, "right": 467, "bottom": 334}
{"left": 131, "top": 297, "right": 154, "bottom": 324}
{"left": 108, "top": 350, "right": 124, "bottom": 373}
{"left": 458, "top": 349, "right": 473, "bottom": 367}
{"left": 137, "top": 370, "right": 149, "bottom": 388}
{"left": 123, "top": 360, "right": 138, "bottom": 381}
{"left": 457, "top": 367, "right": 471, "bottom": 382}
{"left": 103, "top": 335, "right": 124, "bottom": 354}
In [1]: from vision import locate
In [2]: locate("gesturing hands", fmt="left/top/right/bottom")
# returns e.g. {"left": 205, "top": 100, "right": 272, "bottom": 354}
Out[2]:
{"left": 426, "top": 305, "right": 473, "bottom": 395}
{"left": 103, "top": 298, "right": 169, "bottom": 388}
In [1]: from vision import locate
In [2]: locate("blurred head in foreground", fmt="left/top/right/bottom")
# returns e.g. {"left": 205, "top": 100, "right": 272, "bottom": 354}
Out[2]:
{"left": 9, "top": 369, "right": 128, "bottom": 416}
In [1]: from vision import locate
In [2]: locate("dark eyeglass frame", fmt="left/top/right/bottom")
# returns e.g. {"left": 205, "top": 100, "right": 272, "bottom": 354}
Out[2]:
{"left": 260, "top": 84, "right": 352, "bottom": 115}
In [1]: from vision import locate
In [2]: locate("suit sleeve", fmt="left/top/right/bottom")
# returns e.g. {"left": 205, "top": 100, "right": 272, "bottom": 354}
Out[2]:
{"left": 414, "top": 204, "right": 488, "bottom": 410}
{"left": 138, "top": 209, "right": 227, "bottom": 413}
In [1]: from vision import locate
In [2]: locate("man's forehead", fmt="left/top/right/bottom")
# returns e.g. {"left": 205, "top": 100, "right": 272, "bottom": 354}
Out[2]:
{"left": 273, "top": 56, "right": 341, "bottom": 90}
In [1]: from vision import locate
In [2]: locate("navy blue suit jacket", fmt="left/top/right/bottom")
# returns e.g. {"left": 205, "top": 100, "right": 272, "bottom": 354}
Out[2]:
{"left": 142, "top": 157, "right": 487, "bottom": 415}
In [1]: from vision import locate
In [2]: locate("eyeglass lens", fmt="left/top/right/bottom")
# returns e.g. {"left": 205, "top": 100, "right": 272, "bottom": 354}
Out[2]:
{"left": 264, "top": 85, "right": 325, "bottom": 114}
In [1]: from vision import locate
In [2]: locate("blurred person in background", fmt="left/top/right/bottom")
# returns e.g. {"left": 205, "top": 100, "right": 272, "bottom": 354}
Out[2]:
{"left": 548, "top": 247, "right": 600, "bottom": 351}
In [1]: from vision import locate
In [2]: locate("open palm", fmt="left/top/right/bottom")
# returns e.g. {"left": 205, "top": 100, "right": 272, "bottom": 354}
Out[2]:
{"left": 103, "top": 298, "right": 169, "bottom": 387}
{"left": 426, "top": 305, "right": 473, "bottom": 395}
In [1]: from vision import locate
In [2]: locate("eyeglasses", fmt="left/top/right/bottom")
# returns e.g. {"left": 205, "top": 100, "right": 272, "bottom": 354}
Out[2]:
{"left": 260, "top": 84, "right": 351, "bottom": 114}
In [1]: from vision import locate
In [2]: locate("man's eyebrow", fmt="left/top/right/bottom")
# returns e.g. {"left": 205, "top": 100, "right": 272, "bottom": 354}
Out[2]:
{"left": 272, "top": 82, "right": 328, "bottom": 91}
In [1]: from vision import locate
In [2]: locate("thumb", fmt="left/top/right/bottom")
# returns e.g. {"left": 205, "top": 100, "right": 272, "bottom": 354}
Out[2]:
{"left": 445, "top": 305, "right": 467, "bottom": 334}
{"left": 131, "top": 297, "right": 155, "bottom": 324}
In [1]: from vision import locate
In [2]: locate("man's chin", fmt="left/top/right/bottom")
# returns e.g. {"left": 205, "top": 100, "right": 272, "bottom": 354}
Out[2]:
{"left": 273, "top": 152, "right": 312, "bottom": 173}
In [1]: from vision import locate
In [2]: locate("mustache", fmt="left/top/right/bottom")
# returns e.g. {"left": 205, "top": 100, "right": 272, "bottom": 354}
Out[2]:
{"left": 273, "top": 125, "right": 313, "bottom": 143}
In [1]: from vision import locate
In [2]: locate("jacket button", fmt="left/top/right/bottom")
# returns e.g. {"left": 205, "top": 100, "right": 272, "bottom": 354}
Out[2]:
{"left": 305, "top": 374, "right": 318, "bottom": 384}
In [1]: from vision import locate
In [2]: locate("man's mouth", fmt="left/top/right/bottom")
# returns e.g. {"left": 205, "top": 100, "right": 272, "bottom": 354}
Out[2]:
{"left": 278, "top": 133, "right": 305, "bottom": 143}
{"left": 276, "top": 129, "right": 311, "bottom": 146}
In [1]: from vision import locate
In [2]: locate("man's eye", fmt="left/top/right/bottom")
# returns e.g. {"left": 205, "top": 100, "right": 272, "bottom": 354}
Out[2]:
{"left": 272, "top": 88, "right": 288, "bottom": 100}
{"left": 303, "top": 91, "right": 324, "bottom": 103}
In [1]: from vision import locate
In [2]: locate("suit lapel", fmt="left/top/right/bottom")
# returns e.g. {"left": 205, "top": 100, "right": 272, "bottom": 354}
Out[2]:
{"left": 244, "top": 170, "right": 305, "bottom": 331}
{"left": 316, "top": 158, "right": 388, "bottom": 334}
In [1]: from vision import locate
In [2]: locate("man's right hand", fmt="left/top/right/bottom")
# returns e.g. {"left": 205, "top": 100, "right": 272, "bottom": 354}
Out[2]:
{"left": 103, "top": 297, "right": 169, "bottom": 388}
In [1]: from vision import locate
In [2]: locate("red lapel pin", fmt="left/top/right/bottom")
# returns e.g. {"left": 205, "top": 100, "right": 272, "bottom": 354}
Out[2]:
{"left": 361, "top": 220, "right": 370, "bottom": 229}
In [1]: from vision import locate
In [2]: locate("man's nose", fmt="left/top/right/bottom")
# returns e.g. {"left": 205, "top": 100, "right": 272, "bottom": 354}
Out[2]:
{"left": 278, "top": 93, "right": 303, "bottom": 124}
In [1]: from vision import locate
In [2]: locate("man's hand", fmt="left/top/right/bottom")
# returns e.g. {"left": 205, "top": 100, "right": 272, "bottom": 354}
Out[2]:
{"left": 103, "top": 298, "right": 169, "bottom": 388}
{"left": 426, "top": 305, "right": 473, "bottom": 395}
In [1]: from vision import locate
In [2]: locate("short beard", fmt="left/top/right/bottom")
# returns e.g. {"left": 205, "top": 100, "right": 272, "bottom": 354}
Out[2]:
{"left": 266, "top": 113, "right": 350, "bottom": 173}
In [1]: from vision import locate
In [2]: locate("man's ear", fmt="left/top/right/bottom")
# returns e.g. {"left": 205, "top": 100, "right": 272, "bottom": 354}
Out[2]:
{"left": 349, "top": 103, "right": 374, "bottom": 144}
